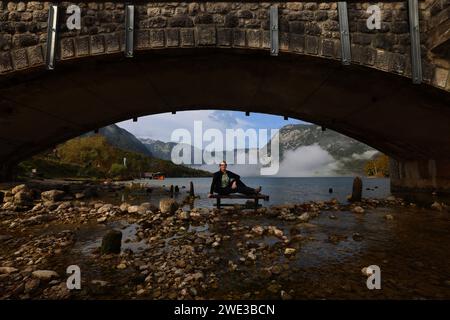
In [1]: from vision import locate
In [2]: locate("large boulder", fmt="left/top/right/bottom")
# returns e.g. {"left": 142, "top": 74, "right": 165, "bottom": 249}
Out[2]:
{"left": 177, "top": 210, "right": 190, "bottom": 220}
{"left": 140, "top": 202, "right": 157, "bottom": 212}
{"left": 97, "top": 203, "right": 113, "bottom": 214}
{"left": 101, "top": 230, "right": 122, "bottom": 254}
{"left": 41, "top": 190, "right": 65, "bottom": 202}
{"left": 13, "top": 190, "right": 34, "bottom": 206}
{"left": 127, "top": 205, "right": 146, "bottom": 215}
{"left": 159, "top": 198, "right": 179, "bottom": 214}
{"left": 119, "top": 202, "right": 130, "bottom": 213}
{"left": 11, "top": 184, "right": 28, "bottom": 195}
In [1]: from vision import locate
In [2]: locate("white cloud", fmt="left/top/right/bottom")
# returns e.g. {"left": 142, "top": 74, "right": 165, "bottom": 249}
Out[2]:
{"left": 351, "top": 150, "right": 378, "bottom": 160}
{"left": 117, "top": 110, "right": 220, "bottom": 142}
{"left": 195, "top": 144, "right": 344, "bottom": 177}
{"left": 276, "top": 144, "right": 340, "bottom": 177}
{"left": 117, "top": 110, "right": 255, "bottom": 143}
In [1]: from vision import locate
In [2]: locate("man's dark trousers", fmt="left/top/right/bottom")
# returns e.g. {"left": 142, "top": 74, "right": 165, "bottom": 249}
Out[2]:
{"left": 214, "top": 180, "right": 256, "bottom": 195}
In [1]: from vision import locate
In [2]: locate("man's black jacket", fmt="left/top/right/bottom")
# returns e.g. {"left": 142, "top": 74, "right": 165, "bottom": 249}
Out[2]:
{"left": 209, "top": 170, "right": 240, "bottom": 194}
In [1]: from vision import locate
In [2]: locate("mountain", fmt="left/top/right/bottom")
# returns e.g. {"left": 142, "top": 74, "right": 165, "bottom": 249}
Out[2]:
{"left": 140, "top": 138, "right": 204, "bottom": 163}
{"left": 85, "top": 124, "right": 151, "bottom": 156}
{"left": 18, "top": 135, "right": 211, "bottom": 179}
{"left": 138, "top": 124, "right": 380, "bottom": 176}
{"left": 139, "top": 138, "right": 176, "bottom": 160}
{"left": 275, "top": 124, "right": 375, "bottom": 158}
{"left": 271, "top": 124, "right": 379, "bottom": 175}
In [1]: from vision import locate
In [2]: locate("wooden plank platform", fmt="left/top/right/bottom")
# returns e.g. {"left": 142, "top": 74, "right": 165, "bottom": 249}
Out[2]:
{"left": 210, "top": 194, "right": 269, "bottom": 209}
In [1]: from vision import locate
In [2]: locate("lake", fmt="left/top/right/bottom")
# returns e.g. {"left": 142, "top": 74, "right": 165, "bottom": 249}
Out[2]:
{"left": 132, "top": 177, "right": 390, "bottom": 207}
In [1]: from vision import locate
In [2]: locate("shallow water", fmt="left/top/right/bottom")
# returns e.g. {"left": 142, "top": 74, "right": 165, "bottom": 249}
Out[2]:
{"left": 1, "top": 177, "right": 449, "bottom": 299}
{"left": 70, "top": 222, "right": 149, "bottom": 255}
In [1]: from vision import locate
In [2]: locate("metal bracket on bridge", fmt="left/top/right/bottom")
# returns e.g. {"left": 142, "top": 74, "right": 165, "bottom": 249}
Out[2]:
{"left": 46, "top": 5, "right": 58, "bottom": 70}
{"left": 337, "top": 2, "right": 351, "bottom": 65}
{"left": 408, "top": 0, "right": 422, "bottom": 84}
{"left": 125, "top": 4, "right": 135, "bottom": 58}
{"left": 270, "top": 5, "right": 279, "bottom": 56}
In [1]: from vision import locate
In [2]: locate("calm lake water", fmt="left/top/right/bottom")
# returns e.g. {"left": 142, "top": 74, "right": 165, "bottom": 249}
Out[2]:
{"left": 130, "top": 177, "right": 390, "bottom": 207}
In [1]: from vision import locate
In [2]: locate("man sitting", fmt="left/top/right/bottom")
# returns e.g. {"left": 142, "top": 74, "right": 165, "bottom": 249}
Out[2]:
{"left": 207, "top": 161, "right": 261, "bottom": 198}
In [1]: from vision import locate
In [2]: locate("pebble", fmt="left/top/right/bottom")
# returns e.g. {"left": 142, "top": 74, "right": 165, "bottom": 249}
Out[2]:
{"left": 431, "top": 202, "right": 443, "bottom": 211}
{"left": 137, "top": 288, "right": 146, "bottom": 296}
{"left": 212, "top": 241, "right": 220, "bottom": 248}
{"left": 269, "top": 226, "right": 284, "bottom": 238}
{"left": 251, "top": 225, "right": 264, "bottom": 236}
{"left": 298, "top": 212, "right": 310, "bottom": 222}
{"left": 32, "top": 270, "right": 59, "bottom": 280}
{"left": 176, "top": 260, "right": 186, "bottom": 268}
{"left": 352, "top": 206, "right": 365, "bottom": 214}
{"left": 91, "top": 280, "right": 108, "bottom": 287}
{"left": 280, "top": 290, "right": 292, "bottom": 300}
{"left": 97, "top": 216, "right": 107, "bottom": 223}
{"left": 267, "top": 282, "right": 281, "bottom": 294}
{"left": 284, "top": 248, "right": 296, "bottom": 255}
{"left": 0, "top": 266, "right": 18, "bottom": 274}
{"left": 271, "top": 265, "right": 282, "bottom": 275}
{"left": 247, "top": 252, "right": 257, "bottom": 261}
{"left": 117, "top": 263, "right": 127, "bottom": 270}
{"left": 24, "top": 279, "right": 40, "bottom": 294}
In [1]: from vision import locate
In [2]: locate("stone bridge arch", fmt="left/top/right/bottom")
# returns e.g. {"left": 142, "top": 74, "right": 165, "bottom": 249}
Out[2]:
{"left": 0, "top": 1, "right": 448, "bottom": 90}
{"left": 0, "top": 1, "right": 450, "bottom": 195}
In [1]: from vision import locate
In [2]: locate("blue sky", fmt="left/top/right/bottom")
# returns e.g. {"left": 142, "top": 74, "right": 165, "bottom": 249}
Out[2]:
{"left": 117, "top": 110, "right": 307, "bottom": 142}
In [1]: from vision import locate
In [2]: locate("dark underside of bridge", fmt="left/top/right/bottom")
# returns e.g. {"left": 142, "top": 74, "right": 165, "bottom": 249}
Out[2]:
{"left": 1, "top": 49, "right": 450, "bottom": 193}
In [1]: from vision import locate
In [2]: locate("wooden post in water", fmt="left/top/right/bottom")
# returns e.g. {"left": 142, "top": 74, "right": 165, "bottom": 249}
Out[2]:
{"left": 189, "top": 181, "right": 194, "bottom": 197}
{"left": 351, "top": 177, "right": 362, "bottom": 202}
{"left": 169, "top": 185, "right": 174, "bottom": 198}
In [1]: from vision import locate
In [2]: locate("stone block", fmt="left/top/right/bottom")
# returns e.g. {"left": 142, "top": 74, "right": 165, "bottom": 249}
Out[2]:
{"left": 150, "top": 29, "right": 165, "bottom": 47}
{"left": 180, "top": 28, "right": 195, "bottom": 47}
{"left": 166, "top": 28, "right": 179, "bottom": 47}
{"left": 196, "top": 26, "right": 216, "bottom": 46}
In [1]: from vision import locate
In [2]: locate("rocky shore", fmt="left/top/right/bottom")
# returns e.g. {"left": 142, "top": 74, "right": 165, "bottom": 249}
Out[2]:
{"left": 1, "top": 182, "right": 449, "bottom": 300}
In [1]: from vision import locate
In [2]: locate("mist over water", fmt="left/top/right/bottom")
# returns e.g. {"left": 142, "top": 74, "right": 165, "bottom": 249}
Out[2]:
{"left": 193, "top": 144, "right": 378, "bottom": 177}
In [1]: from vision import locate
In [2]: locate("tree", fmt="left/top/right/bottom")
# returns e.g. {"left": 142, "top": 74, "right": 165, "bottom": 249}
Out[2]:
{"left": 109, "top": 163, "right": 127, "bottom": 178}
{"left": 365, "top": 154, "right": 390, "bottom": 177}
